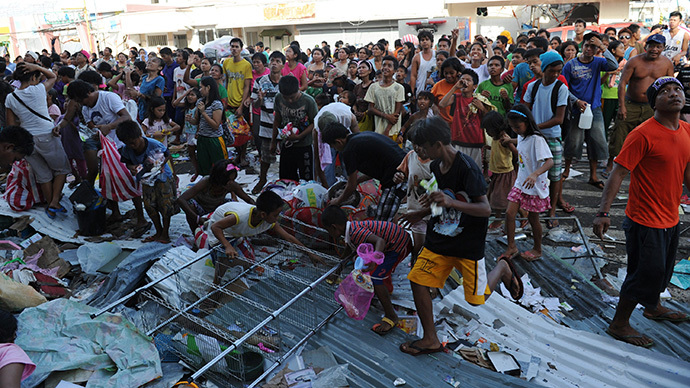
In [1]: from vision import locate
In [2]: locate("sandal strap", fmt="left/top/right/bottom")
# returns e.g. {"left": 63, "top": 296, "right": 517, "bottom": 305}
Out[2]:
{"left": 381, "top": 317, "right": 396, "bottom": 327}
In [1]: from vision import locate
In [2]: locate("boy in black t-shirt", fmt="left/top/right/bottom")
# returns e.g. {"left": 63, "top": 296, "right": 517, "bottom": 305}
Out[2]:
{"left": 400, "top": 116, "right": 524, "bottom": 356}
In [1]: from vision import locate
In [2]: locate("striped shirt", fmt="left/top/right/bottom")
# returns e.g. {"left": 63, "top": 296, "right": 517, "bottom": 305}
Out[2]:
{"left": 251, "top": 74, "right": 280, "bottom": 138}
{"left": 345, "top": 221, "right": 411, "bottom": 256}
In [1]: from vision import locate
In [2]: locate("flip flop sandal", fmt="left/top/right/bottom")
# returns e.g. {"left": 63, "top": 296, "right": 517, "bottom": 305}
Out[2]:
{"left": 498, "top": 256, "right": 524, "bottom": 300}
{"left": 520, "top": 251, "right": 541, "bottom": 262}
{"left": 546, "top": 219, "right": 558, "bottom": 229}
{"left": 642, "top": 311, "right": 690, "bottom": 322}
{"left": 371, "top": 317, "right": 397, "bottom": 336}
{"left": 605, "top": 328, "right": 654, "bottom": 348}
{"left": 588, "top": 180, "right": 605, "bottom": 190}
{"left": 399, "top": 340, "right": 445, "bottom": 356}
{"left": 45, "top": 207, "right": 57, "bottom": 220}
{"left": 558, "top": 202, "right": 575, "bottom": 213}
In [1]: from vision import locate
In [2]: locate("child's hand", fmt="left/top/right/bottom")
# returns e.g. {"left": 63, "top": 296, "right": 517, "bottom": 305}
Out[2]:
{"left": 480, "top": 90, "right": 491, "bottom": 99}
{"left": 499, "top": 88, "right": 509, "bottom": 100}
{"left": 308, "top": 253, "right": 325, "bottom": 265}
{"left": 470, "top": 98, "right": 484, "bottom": 110}
{"left": 386, "top": 113, "right": 399, "bottom": 125}
{"left": 362, "top": 261, "right": 377, "bottom": 272}
{"left": 399, "top": 210, "right": 424, "bottom": 227}
{"left": 499, "top": 133, "right": 511, "bottom": 146}
{"left": 523, "top": 173, "right": 538, "bottom": 189}
{"left": 393, "top": 171, "right": 405, "bottom": 184}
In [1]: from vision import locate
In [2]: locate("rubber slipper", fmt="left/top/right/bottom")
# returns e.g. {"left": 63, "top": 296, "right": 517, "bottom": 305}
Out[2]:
{"left": 142, "top": 235, "right": 158, "bottom": 243}
{"left": 642, "top": 310, "right": 690, "bottom": 322}
{"left": 371, "top": 317, "right": 397, "bottom": 336}
{"left": 520, "top": 251, "right": 541, "bottom": 262}
{"left": 588, "top": 180, "right": 605, "bottom": 190}
{"left": 45, "top": 208, "right": 56, "bottom": 220}
{"left": 498, "top": 256, "right": 523, "bottom": 300}
{"left": 399, "top": 340, "right": 445, "bottom": 356}
{"left": 546, "top": 219, "right": 558, "bottom": 229}
{"left": 605, "top": 328, "right": 654, "bottom": 348}
{"left": 558, "top": 202, "right": 575, "bottom": 213}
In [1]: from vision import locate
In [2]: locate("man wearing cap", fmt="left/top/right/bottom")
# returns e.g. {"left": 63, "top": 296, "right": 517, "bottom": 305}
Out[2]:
{"left": 594, "top": 76, "right": 690, "bottom": 348}
{"left": 74, "top": 51, "right": 95, "bottom": 78}
{"left": 24, "top": 51, "right": 38, "bottom": 64}
{"left": 313, "top": 97, "right": 359, "bottom": 187}
{"left": 562, "top": 32, "right": 618, "bottom": 189}
{"left": 608, "top": 34, "right": 674, "bottom": 173}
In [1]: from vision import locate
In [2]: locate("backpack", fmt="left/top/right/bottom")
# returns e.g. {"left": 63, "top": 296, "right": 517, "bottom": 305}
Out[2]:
{"left": 529, "top": 79, "right": 571, "bottom": 136}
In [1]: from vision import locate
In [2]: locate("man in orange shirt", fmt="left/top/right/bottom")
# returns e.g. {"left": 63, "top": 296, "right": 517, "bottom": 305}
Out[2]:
{"left": 594, "top": 77, "right": 690, "bottom": 348}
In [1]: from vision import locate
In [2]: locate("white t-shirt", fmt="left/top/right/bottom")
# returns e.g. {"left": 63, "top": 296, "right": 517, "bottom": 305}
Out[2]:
{"left": 202, "top": 202, "right": 275, "bottom": 247}
{"left": 251, "top": 74, "right": 280, "bottom": 139}
{"left": 364, "top": 82, "right": 405, "bottom": 136}
{"left": 523, "top": 80, "right": 569, "bottom": 138}
{"left": 82, "top": 91, "right": 126, "bottom": 147}
{"left": 173, "top": 66, "right": 190, "bottom": 100}
{"left": 313, "top": 102, "right": 353, "bottom": 168}
{"left": 5, "top": 84, "right": 54, "bottom": 136}
{"left": 515, "top": 134, "right": 552, "bottom": 199}
{"left": 461, "top": 61, "right": 490, "bottom": 85}
{"left": 662, "top": 29, "right": 687, "bottom": 61}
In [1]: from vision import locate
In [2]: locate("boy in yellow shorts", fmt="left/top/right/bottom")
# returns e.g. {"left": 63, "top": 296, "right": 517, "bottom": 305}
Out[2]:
{"left": 400, "top": 116, "right": 524, "bottom": 356}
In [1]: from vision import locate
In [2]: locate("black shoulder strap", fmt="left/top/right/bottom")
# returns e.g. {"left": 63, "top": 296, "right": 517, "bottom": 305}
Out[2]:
{"left": 551, "top": 80, "right": 565, "bottom": 114}
{"left": 529, "top": 79, "right": 542, "bottom": 107}
{"left": 11, "top": 92, "right": 53, "bottom": 123}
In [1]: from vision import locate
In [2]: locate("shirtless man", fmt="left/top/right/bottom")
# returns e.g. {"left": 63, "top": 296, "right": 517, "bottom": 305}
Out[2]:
{"left": 608, "top": 34, "right": 674, "bottom": 171}
{"left": 410, "top": 30, "right": 435, "bottom": 96}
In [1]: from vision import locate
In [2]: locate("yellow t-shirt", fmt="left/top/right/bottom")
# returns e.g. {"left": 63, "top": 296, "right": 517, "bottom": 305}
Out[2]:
{"left": 489, "top": 138, "right": 514, "bottom": 174}
{"left": 223, "top": 58, "right": 252, "bottom": 108}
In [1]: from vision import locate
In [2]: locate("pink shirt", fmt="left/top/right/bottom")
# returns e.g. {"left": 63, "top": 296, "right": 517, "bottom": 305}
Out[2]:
{"left": 281, "top": 62, "right": 307, "bottom": 87}
{"left": 0, "top": 343, "right": 36, "bottom": 381}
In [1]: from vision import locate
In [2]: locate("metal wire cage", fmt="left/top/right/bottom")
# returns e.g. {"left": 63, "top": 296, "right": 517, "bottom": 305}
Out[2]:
{"left": 137, "top": 214, "right": 345, "bottom": 387}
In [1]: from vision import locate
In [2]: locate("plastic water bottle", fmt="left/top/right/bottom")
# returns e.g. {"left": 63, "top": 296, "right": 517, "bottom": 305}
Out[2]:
{"left": 579, "top": 103, "right": 593, "bottom": 130}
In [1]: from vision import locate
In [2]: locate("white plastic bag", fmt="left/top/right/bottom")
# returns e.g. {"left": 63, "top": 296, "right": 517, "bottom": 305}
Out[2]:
{"left": 77, "top": 242, "right": 122, "bottom": 275}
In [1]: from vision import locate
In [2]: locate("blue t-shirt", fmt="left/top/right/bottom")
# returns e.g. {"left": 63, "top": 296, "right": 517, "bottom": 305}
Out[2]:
{"left": 524, "top": 80, "right": 569, "bottom": 138}
{"left": 137, "top": 74, "right": 165, "bottom": 120}
{"left": 512, "top": 62, "right": 534, "bottom": 101}
{"left": 162, "top": 61, "right": 179, "bottom": 97}
{"left": 562, "top": 56, "right": 609, "bottom": 109}
{"left": 120, "top": 137, "right": 173, "bottom": 182}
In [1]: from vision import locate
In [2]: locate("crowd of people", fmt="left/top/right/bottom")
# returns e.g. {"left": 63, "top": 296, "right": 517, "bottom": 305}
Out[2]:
{"left": 2, "top": 11, "right": 690, "bottom": 384}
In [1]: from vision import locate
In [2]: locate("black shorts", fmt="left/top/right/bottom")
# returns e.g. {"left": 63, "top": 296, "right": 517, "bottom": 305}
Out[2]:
{"left": 279, "top": 145, "right": 313, "bottom": 182}
{"left": 620, "top": 217, "right": 679, "bottom": 308}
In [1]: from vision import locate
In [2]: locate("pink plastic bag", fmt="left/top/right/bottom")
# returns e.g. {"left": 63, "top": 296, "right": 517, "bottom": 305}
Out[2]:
{"left": 335, "top": 269, "right": 374, "bottom": 320}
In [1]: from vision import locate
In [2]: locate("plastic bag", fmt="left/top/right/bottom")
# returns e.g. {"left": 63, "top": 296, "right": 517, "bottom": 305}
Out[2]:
{"left": 77, "top": 242, "right": 122, "bottom": 275}
{"left": 99, "top": 132, "right": 142, "bottom": 200}
{"left": 5, "top": 159, "right": 44, "bottom": 211}
{"left": 0, "top": 273, "right": 47, "bottom": 311}
{"left": 334, "top": 269, "right": 374, "bottom": 320}
{"left": 292, "top": 182, "right": 329, "bottom": 208}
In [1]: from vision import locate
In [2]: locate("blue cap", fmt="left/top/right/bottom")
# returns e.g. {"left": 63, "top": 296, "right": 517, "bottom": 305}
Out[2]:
{"left": 647, "top": 34, "right": 666, "bottom": 45}
{"left": 540, "top": 51, "right": 564, "bottom": 72}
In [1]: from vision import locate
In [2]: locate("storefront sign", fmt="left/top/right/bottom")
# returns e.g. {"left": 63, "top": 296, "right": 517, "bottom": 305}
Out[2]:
{"left": 263, "top": 3, "right": 315, "bottom": 21}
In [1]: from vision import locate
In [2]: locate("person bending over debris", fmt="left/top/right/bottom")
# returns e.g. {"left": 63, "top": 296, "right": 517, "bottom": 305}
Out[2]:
{"left": 594, "top": 76, "right": 690, "bottom": 348}
{"left": 322, "top": 205, "right": 412, "bottom": 335}
{"left": 401, "top": 116, "right": 524, "bottom": 356}
{"left": 194, "top": 190, "right": 323, "bottom": 284}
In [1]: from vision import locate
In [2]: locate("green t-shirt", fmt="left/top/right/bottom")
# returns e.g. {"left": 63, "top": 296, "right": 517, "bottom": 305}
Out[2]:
{"left": 601, "top": 71, "right": 619, "bottom": 99}
{"left": 476, "top": 79, "right": 514, "bottom": 116}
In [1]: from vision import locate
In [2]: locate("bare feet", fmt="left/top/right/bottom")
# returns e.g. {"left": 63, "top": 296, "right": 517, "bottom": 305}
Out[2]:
{"left": 499, "top": 247, "right": 518, "bottom": 260}
{"left": 252, "top": 179, "right": 267, "bottom": 195}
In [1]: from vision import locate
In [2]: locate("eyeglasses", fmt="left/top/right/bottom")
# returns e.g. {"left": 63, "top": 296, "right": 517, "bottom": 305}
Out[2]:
{"left": 619, "top": 35, "right": 631, "bottom": 39}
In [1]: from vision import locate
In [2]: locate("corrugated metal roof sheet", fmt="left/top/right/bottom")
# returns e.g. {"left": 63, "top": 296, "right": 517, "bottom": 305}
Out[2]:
{"left": 483, "top": 239, "right": 690, "bottom": 362}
